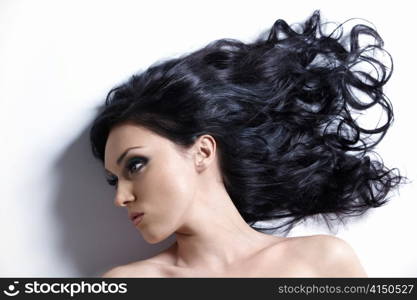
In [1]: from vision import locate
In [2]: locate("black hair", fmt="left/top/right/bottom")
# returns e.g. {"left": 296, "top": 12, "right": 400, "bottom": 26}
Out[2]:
{"left": 89, "top": 10, "right": 410, "bottom": 235}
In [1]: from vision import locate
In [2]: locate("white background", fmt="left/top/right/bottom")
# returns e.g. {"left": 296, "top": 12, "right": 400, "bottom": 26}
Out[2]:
{"left": 0, "top": 0, "right": 416, "bottom": 277}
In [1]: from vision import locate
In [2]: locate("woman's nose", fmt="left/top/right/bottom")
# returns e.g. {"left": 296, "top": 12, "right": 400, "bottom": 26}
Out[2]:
{"left": 114, "top": 185, "right": 135, "bottom": 207}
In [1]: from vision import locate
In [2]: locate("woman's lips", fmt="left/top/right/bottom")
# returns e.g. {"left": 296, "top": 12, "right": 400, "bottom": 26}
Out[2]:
{"left": 132, "top": 213, "right": 144, "bottom": 225}
{"left": 129, "top": 211, "right": 144, "bottom": 221}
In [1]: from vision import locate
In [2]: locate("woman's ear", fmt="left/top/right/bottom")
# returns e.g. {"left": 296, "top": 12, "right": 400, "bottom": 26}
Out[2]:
{"left": 194, "top": 134, "right": 216, "bottom": 171}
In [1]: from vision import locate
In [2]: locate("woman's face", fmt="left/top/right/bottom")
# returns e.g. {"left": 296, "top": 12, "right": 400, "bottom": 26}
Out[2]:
{"left": 104, "top": 122, "right": 199, "bottom": 243}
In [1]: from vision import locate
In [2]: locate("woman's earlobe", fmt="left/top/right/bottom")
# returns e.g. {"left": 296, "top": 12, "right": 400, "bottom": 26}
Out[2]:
{"left": 196, "top": 155, "right": 204, "bottom": 168}
{"left": 194, "top": 151, "right": 208, "bottom": 172}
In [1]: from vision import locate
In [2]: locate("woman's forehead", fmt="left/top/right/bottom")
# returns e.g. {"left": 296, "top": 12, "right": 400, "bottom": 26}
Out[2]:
{"left": 104, "top": 125, "right": 150, "bottom": 157}
{"left": 104, "top": 124, "right": 173, "bottom": 159}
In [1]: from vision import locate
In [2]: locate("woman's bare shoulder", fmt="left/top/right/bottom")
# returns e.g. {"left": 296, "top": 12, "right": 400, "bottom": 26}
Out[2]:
{"left": 284, "top": 234, "right": 368, "bottom": 277}
{"left": 101, "top": 260, "right": 164, "bottom": 278}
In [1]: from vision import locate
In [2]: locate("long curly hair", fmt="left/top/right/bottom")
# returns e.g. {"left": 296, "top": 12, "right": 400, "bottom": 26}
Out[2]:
{"left": 89, "top": 10, "right": 410, "bottom": 235}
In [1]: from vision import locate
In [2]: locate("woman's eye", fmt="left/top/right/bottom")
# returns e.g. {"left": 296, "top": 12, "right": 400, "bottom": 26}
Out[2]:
{"left": 104, "top": 157, "right": 147, "bottom": 188}
{"left": 126, "top": 157, "right": 146, "bottom": 174}
{"left": 106, "top": 177, "right": 118, "bottom": 187}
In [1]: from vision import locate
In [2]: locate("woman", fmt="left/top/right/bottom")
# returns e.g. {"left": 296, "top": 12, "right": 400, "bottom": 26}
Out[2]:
{"left": 89, "top": 10, "right": 408, "bottom": 277}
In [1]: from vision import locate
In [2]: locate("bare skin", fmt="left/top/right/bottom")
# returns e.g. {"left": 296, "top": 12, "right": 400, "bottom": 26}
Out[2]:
{"left": 103, "top": 234, "right": 367, "bottom": 277}
{"left": 102, "top": 122, "right": 367, "bottom": 278}
{"left": 130, "top": 235, "right": 316, "bottom": 277}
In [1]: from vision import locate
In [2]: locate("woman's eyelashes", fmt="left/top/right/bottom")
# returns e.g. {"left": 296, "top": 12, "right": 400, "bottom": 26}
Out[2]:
{"left": 126, "top": 157, "right": 146, "bottom": 174}
{"left": 105, "top": 156, "right": 148, "bottom": 187}
{"left": 106, "top": 177, "right": 118, "bottom": 187}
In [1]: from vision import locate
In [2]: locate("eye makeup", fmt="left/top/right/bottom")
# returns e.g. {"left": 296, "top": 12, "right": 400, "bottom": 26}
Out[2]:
{"left": 105, "top": 156, "right": 148, "bottom": 187}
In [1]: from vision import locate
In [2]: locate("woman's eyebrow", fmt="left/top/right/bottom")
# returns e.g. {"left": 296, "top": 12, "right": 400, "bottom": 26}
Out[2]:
{"left": 105, "top": 146, "right": 143, "bottom": 174}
